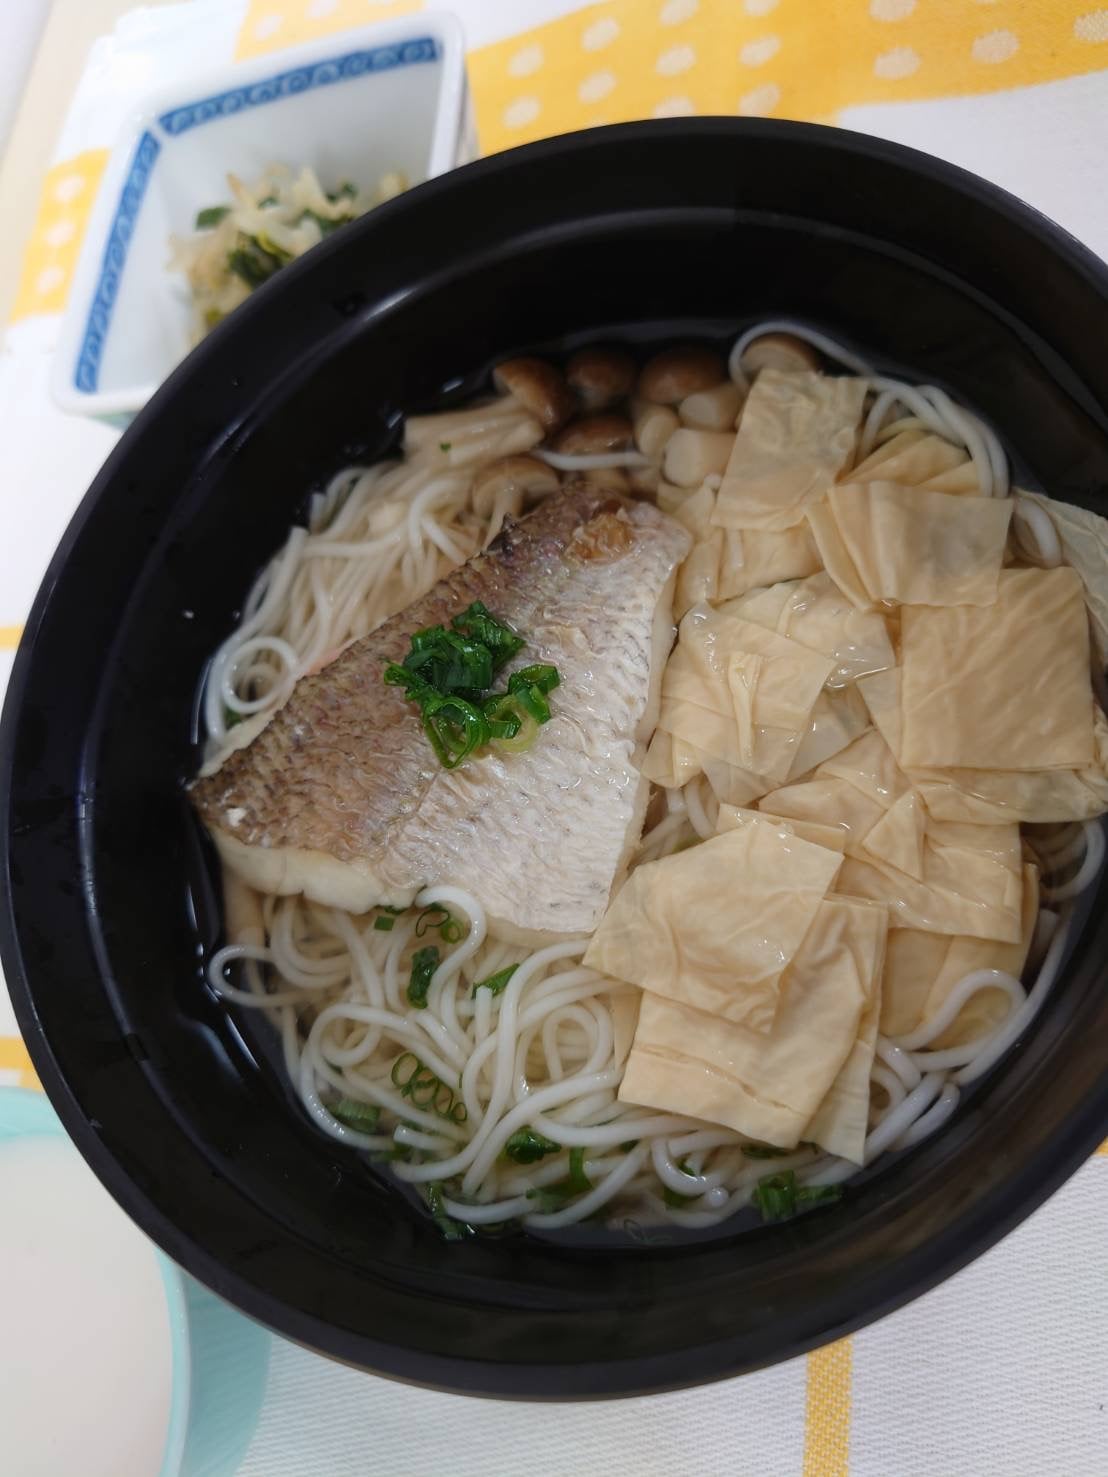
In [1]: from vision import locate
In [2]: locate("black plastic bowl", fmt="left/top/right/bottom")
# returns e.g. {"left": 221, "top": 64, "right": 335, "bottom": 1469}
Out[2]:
{"left": 4, "top": 120, "right": 1108, "bottom": 1398}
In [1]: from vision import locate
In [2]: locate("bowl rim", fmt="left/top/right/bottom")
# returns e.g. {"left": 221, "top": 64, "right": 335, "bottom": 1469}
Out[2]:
{"left": 49, "top": 8, "right": 467, "bottom": 421}
{"left": 7, "top": 116, "right": 1108, "bottom": 1398}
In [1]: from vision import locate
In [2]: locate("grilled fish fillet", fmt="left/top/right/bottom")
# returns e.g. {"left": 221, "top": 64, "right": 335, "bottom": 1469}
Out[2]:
{"left": 192, "top": 487, "right": 691, "bottom": 942}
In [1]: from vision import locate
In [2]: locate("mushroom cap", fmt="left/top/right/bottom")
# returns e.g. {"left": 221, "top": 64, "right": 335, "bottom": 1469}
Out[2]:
{"left": 638, "top": 346, "right": 725, "bottom": 405}
{"left": 739, "top": 332, "right": 821, "bottom": 378}
{"left": 492, "top": 357, "right": 575, "bottom": 431}
{"left": 552, "top": 413, "right": 635, "bottom": 455}
{"left": 565, "top": 347, "right": 637, "bottom": 410}
{"left": 471, "top": 454, "right": 561, "bottom": 517}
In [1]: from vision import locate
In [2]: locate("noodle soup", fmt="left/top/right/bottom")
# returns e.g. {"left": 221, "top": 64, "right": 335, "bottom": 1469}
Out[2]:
{"left": 192, "top": 323, "right": 1108, "bottom": 1241}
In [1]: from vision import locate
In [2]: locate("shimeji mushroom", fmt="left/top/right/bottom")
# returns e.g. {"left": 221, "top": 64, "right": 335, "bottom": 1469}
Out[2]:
{"left": 637, "top": 346, "right": 725, "bottom": 404}
{"left": 739, "top": 332, "right": 821, "bottom": 380}
{"left": 471, "top": 455, "right": 561, "bottom": 519}
{"left": 552, "top": 414, "right": 635, "bottom": 455}
{"left": 632, "top": 399, "right": 679, "bottom": 460}
{"left": 662, "top": 428, "right": 736, "bottom": 487}
{"left": 679, "top": 380, "right": 744, "bottom": 432}
{"left": 493, "top": 357, "right": 575, "bottom": 432}
{"left": 565, "top": 347, "right": 636, "bottom": 410}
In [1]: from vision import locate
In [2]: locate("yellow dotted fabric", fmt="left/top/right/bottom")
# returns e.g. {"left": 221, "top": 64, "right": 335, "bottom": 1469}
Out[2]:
{"left": 10, "top": 3, "right": 1108, "bottom": 324}
{"left": 803, "top": 1337, "right": 854, "bottom": 1477}
{"left": 235, "top": 0, "right": 425, "bottom": 59}
{"left": 11, "top": 151, "right": 108, "bottom": 324}
{"left": 0, "top": 1038, "right": 40, "bottom": 1091}
{"left": 471, "top": 0, "right": 1108, "bottom": 154}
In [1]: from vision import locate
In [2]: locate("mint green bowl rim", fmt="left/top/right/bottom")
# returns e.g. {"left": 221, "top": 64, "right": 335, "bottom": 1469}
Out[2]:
{"left": 0, "top": 1085, "right": 191, "bottom": 1477}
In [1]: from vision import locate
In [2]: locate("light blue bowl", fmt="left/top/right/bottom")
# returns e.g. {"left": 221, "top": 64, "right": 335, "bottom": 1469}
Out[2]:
{"left": 0, "top": 1086, "right": 270, "bottom": 1476}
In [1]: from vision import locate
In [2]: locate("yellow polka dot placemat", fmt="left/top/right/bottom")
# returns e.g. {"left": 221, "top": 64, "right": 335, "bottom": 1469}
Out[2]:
{"left": 3, "top": 4, "right": 1108, "bottom": 1474}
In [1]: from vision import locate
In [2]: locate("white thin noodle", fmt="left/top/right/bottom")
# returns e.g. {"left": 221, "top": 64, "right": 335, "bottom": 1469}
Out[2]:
{"left": 202, "top": 333, "right": 1104, "bottom": 1231}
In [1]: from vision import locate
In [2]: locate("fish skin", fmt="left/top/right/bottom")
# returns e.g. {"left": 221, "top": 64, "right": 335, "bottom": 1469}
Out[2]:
{"left": 192, "top": 486, "right": 691, "bottom": 941}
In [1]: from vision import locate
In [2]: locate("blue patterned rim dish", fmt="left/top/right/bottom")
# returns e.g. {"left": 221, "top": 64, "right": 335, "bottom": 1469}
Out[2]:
{"left": 73, "top": 36, "right": 440, "bottom": 396}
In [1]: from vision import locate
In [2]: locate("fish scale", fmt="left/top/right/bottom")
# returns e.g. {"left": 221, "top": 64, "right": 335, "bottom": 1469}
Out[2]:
{"left": 192, "top": 487, "right": 690, "bottom": 941}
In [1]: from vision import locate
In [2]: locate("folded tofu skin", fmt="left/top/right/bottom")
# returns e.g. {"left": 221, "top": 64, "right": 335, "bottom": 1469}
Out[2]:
{"left": 193, "top": 327, "right": 1108, "bottom": 1237}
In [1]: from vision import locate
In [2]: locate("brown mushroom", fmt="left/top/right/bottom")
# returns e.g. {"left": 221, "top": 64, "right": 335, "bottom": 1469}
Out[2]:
{"left": 631, "top": 399, "right": 679, "bottom": 460}
{"left": 663, "top": 428, "right": 735, "bottom": 487}
{"left": 565, "top": 347, "right": 637, "bottom": 410}
{"left": 471, "top": 454, "right": 561, "bottom": 518}
{"left": 492, "top": 357, "right": 575, "bottom": 432}
{"left": 638, "top": 347, "right": 725, "bottom": 405}
{"left": 739, "top": 332, "right": 821, "bottom": 379}
{"left": 679, "top": 380, "right": 744, "bottom": 432}
{"left": 552, "top": 413, "right": 634, "bottom": 455}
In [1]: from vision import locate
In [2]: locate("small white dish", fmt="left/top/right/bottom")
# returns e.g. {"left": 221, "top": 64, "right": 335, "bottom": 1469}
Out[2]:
{"left": 52, "top": 12, "right": 471, "bottom": 423}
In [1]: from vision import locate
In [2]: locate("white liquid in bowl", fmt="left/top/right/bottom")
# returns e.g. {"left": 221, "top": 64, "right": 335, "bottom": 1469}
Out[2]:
{"left": 0, "top": 1137, "right": 174, "bottom": 1477}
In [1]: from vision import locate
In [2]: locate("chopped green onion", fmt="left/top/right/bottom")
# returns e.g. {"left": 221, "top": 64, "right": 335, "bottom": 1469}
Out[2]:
{"left": 509, "top": 663, "right": 561, "bottom": 696}
{"left": 798, "top": 1183, "right": 844, "bottom": 1208}
{"left": 439, "top": 441, "right": 452, "bottom": 452}
{"left": 195, "top": 205, "right": 230, "bottom": 229}
{"left": 373, "top": 915, "right": 395, "bottom": 932}
{"left": 385, "top": 603, "right": 558, "bottom": 770}
{"left": 503, "top": 1128, "right": 561, "bottom": 1165}
{"left": 407, "top": 946, "right": 440, "bottom": 1009}
{"left": 566, "top": 1146, "right": 592, "bottom": 1196}
{"left": 752, "top": 1171, "right": 797, "bottom": 1222}
{"left": 391, "top": 1052, "right": 420, "bottom": 1088}
{"left": 415, "top": 905, "right": 464, "bottom": 942}
{"left": 450, "top": 601, "right": 525, "bottom": 671}
{"left": 510, "top": 682, "right": 551, "bottom": 724}
{"left": 751, "top": 1170, "right": 844, "bottom": 1223}
{"left": 426, "top": 1182, "right": 469, "bottom": 1241}
{"left": 472, "top": 963, "right": 518, "bottom": 999}
{"left": 329, "top": 1097, "right": 380, "bottom": 1132}
{"left": 742, "top": 1143, "right": 789, "bottom": 1159}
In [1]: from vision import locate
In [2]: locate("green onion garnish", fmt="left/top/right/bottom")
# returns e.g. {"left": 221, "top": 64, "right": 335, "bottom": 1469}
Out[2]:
{"left": 406, "top": 946, "right": 440, "bottom": 1009}
{"left": 385, "top": 602, "right": 559, "bottom": 769}
{"left": 565, "top": 1146, "right": 591, "bottom": 1196}
{"left": 329, "top": 1097, "right": 380, "bottom": 1132}
{"left": 415, "top": 905, "right": 464, "bottom": 942}
{"left": 373, "top": 915, "right": 395, "bottom": 931}
{"left": 751, "top": 1170, "right": 844, "bottom": 1223}
{"left": 742, "top": 1143, "right": 789, "bottom": 1159}
{"left": 390, "top": 1052, "right": 467, "bottom": 1122}
{"left": 426, "top": 1182, "right": 470, "bottom": 1241}
{"left": 439, "top": 441, "right": 452, "bottom": 452}
{"left": 195, "top": 204, "right": 230, "bottom": 229}
{"left": 472, "top": 964, "right": 518, "bottom": 999}
{"left": 503, "top": 1128, "right": 561, "bottom": 1165}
